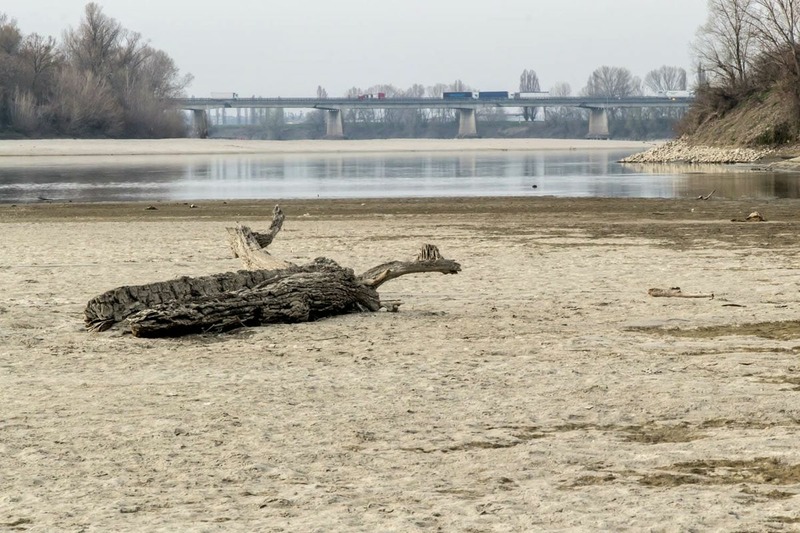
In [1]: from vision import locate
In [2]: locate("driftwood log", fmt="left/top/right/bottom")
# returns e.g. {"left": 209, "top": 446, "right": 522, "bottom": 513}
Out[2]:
{"left": 85, "top": 206, "right": 461, "bottom": 337}
{"left": 648, "top": 287, "right": 714, "bottom": 299}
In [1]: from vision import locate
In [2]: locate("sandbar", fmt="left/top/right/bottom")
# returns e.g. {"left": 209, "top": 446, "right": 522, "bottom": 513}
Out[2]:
{"left": 1, "top": 197, "right": 799, "bottom": 530}
{"left": 0, "top": 137, "right": 657, "bottom": 158}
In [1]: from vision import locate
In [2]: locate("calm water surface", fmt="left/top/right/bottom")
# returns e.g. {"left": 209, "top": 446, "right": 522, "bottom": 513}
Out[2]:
{"left": 1, "top": 148, "right": 799, "bottom": 203}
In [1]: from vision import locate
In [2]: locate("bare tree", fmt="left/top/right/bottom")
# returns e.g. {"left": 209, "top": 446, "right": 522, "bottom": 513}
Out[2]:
{"left": 343, "top": 85, "right": 377, "bottom": 125}
{"left": 549, "top": 81, "right": 575, "bottom": 119}
{"left": 643, "top": 66, "right": 689, "bottom": 120}
{"left": 343, "top": 86, "right": 361, "bottom": 122}
{"left": 0, "top": 5, "right": 190, "bottom": 137}
{"left": 582, "top": 66, "right": 641, "bottom": 126}
{"left": 519, "top": 68, "right": 541, "bottom": 120}
{"left": 400, "top": 83, "right": 428, "bottom": 133}
{"left": 50, "top": 68, "right": 122, "bottom": 136}
{"left": 260, "top": 108, "right": 285, "bottom": 140}
{"left": 63, "top": 3, "right": 124, "bottom": 77}
{"left": 0, "top": 13, "right": 21, "bottom": 54}
{"left": 644, "top": 66, "right": 688, "bottom": 93}
{"left": 748, "top": 0, "right": 800, "bottom": 91}
{"left": 18, "top": 33, "right": 61, "bottom": 98}
{"left": 449, "top": 79, "right": 470, "bottom": 92}
{"left": 693, "top": 0, "right": 756, "bottom": 89}
{"left": 406, "top": 83, "right": 425, "bottom": 98}
{"left": 115, "top": 31, "right": 149, "bottom": 73}
{"left": 549, "top": 82, "right": 572, "bottom": 97}
{"left": 57, "top": 3, "right": 191, "bottom": 137}
{"left": 9, "top": 88, "right": 38, "bottom": 133}
{"left": 305, "top": 85, "right": 329, "bottom": 134}
{"left": 344, "top": 86, "right": 361, "bottom": 99}
{"left": 427, "top": 82, "right": 452, "bottom": 122}
{"left": 582, "top": 66, "right": 641, "bottom": 98}
{"left": 426, "top": 83, "right": 447, "bottom": 98}
{"left": 120, "top": 49, "right": 190, "bottom": 137}
{"left": 0, "top": 14, "right": 23, "bottom": 126}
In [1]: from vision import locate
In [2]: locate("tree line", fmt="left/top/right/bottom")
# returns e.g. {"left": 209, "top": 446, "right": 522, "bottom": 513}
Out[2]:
{"left": 0, "top": 3, "right": 191, "bottom": 138}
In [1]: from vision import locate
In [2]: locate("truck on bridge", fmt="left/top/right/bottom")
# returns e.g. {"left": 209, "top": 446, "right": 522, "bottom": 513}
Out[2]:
{"left": 657, "top": 90, "right": 694, "bottom": 99}
{"left": 478, "top": 91, "right": 509, "bottom": 99}
{"left": 443, "top": 91, "right": 513, "bottom": 100}
{"left": 514, "top": 91, "right": 550, "bottom": 99}
{"left": 443, "top": 91, "right": 479, "bottom": 100}
{"left": 210, "top": 92, "right": 238, "bottom": 99}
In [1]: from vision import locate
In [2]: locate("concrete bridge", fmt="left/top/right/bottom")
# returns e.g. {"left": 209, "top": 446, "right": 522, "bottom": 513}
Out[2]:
{"left": 175, "top": 96, "right": 694, "bottom": 140}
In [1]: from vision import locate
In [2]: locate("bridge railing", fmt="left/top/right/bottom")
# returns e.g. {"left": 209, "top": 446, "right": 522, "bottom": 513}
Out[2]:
{"left": 175, "top": 96, "right": 694, "bottom": 110}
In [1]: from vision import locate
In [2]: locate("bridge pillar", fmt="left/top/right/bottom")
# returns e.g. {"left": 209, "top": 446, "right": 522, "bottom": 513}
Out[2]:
{"left": 192, "top": 109, "right": 209, "bottom": 139}
{"left": 586, "top": 108, "right": 609, "bottom": 139}
{"left": 456, "top": 108, "right": 478, "bottom": 138}
{"left": 325, "top": 109, "right": 344, "bottom": 139}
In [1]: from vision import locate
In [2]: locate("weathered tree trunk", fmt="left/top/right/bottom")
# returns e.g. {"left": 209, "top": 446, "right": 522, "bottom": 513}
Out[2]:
{"left": 226, "top": 205, "right": 292, "bottom": 270}
{"left": 127, "top": 259, "right": 380, "bottom": 338}
{"left": 85, "top": 261, "right": 358, "bottom": 333}
{"left": 85, "top": 207, "right": 461, "bottom": 337}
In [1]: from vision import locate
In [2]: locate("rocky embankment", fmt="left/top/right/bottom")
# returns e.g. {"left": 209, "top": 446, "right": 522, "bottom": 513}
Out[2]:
{"left": 621, "top": 139, "right": 773, "bottom": 164}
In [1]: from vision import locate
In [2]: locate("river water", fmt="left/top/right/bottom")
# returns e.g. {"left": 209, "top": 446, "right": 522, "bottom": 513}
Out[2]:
{"left": 1, "top": 148, "right": 799, "bottom": 203}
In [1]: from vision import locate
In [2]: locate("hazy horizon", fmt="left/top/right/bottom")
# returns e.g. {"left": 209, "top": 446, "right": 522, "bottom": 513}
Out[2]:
{"left": 2, "top": 0, "right": 708, "bottom": 97}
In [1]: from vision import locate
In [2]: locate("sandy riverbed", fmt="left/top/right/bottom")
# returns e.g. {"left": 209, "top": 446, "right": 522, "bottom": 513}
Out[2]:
{"left": 2, "top": 197, "right": 800, "bottom": 531}
{"left": 0, "top": 138, "right": 657, "bottom": 158}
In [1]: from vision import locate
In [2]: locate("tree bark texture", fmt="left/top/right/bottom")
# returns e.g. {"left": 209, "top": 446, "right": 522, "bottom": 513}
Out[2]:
{"left": 85, "top": 263, "right": 331, "bottom": 332}
{"left": 126, "top": 259, "right": 380, "bottom": 338}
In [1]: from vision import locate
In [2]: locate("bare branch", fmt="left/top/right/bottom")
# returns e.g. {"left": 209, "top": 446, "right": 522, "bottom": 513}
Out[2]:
{"left": 359, "top": 244, "right": 461, "bottom": 289}
{"left": 226, "top": 205, "right": 292, "bottom": 270}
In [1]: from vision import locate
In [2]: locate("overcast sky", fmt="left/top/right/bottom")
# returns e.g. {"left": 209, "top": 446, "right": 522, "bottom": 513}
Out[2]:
{"left": 3, "top": 0, "right": 709, "bottom": 97}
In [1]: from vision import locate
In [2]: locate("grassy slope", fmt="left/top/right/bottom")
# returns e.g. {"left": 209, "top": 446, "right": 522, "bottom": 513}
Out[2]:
{"left": 684, "top": 90, "right": 800, "bottom": 160}
{"left": 687, "top": 91, "right": 790, "bottom": 145}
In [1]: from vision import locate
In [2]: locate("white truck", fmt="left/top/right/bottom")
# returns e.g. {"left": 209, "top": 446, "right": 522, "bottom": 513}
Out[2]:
{"left": 659, "top": 90, "right": 694, "bottom": 99}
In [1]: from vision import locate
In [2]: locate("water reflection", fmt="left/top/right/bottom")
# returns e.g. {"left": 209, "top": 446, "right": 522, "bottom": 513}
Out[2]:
{"left": 1, "top": 149, "right": 799, "bottom": 203}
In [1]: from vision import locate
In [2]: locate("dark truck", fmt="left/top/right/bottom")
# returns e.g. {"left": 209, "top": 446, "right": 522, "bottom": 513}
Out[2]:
{"left": 443, "top": 91, "right": 478, "bottom": 99}
{"left": 478, "top": 91, "right": 509, "bottom": 99}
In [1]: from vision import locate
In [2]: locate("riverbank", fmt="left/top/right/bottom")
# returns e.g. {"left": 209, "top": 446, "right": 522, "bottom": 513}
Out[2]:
{"left": 0, "top": 138, "right": 657, "bottom": 158}
{"left": 2, "top": 197, "right": 800, "bottom": 531}
{"left": 620, "top": 138, "right": 775, "bottom": 164}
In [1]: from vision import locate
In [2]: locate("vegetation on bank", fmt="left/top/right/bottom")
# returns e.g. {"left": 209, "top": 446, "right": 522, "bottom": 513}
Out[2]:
{"left": 0, "top": 3, "right": 191, "bottom": 138}
{"left": 680, "top": 0, "right": 800, "bottom": 151}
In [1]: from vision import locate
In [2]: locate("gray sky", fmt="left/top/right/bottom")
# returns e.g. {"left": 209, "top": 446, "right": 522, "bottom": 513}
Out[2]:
{"left": 3, "top": 0, "right": 709, "bottom": 97}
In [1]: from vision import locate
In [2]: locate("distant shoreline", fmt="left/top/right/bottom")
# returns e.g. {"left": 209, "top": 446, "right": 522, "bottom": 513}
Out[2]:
{"left": 0, "top": 138, "right": 658, "bottom": 158}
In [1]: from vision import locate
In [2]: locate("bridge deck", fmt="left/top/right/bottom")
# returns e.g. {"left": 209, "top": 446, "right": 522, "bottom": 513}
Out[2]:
{"left": 176, "top": 96, "right": 693, "bottom": 110}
